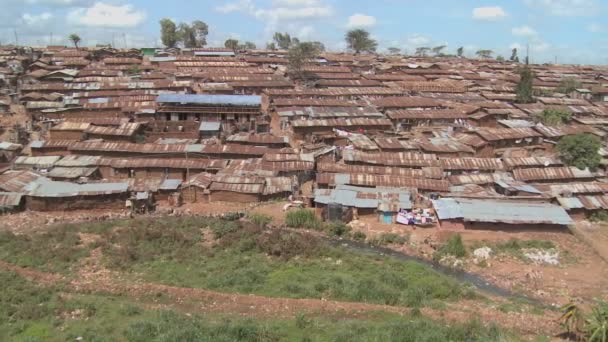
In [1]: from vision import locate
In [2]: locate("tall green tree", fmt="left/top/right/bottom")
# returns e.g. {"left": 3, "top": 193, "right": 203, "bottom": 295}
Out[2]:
{"left": 415, "top": 47, "right": 431, "bottom": 57}
{"left": 288, "top": 41, "right": 321, "bottom": 78}
{"left": 311, "top": 41, "right": 325, "bottom": 52}
{"left": 537, "top": 108, "right": 572, "bottom": 125}
{"left": 431, "top": 45, "right": 446, "bottom": 56}
{"left": 515, "top": 66, "right": 535, "bottom": 104}
{"left": 556, "top": 134, "right": 601, "bottom": 170}
{"left": 345, "top": 29, "right": 377, "bottom": 54}
{"left": 266, "top": 42, "right": 277, "bottom": 50}
{"left": 68, "top": 33, "right": 81, "bottom": 50}
{"left": 273, "top": 32, "right": 293, "bottom": 49}
{"left": 457, "top": 46, "right": 464, "bottom": 58}
{"left": 178, "top": 20, "right": 209, "bottom": 48}
{"left": 510, "top": 48, "right": 519, "bottom": 62}
{"left": 496, "top": 55, "right": 505, "bottom": 62}
{"left": 159, "top": 18, "right": 178, "bottom": 48}
{"left": 388, "top": 47, "right": 401, "bottom": 55}
{"left": 224, "top": 39, "right": 239, "bottom": 52}
{"left": 556, "top": 77, "right": 582, "bottom": 94}
{"left": 239, "top": 41, "right": 256, "bottom": 50}
{"left": 475, "top": 49, "right": 493, "bottom": 59}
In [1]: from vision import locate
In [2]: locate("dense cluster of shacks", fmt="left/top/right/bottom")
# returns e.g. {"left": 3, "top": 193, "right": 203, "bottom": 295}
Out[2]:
{"left": 0, "top": 44, "right": 608, "bottom": 230}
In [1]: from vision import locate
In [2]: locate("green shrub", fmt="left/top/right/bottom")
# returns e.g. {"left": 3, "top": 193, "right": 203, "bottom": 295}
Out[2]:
{"left": 285, "top": 209, "right": 322, "bottom": 230}
{"left": 370, "top": 233, "right": 409, "bottom": 246}
{"left": 434, "top": 234, "right": 466, "bottom": 261}
{"left": 325, "top": 222, "right": 351, "bottom": 237}
{"left": 248, "top": 213, "right": 273, "bottom": 228}
{"left": 590, "top": 210, "right": 608, "bottom": 223}
{"left": 352, "top": 231, "right": 367, "bottom": 242}
{"left": 256, "top": 229, "right": 320, "bottom": 260}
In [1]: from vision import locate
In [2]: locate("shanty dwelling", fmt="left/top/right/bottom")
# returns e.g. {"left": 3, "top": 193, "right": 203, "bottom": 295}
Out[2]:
{"left": 314, "top": 185, "right": 412, "bottom": 223}
{"left": 0, "top": 192, "right": 25, "bottom": 213}
{"left": 49, "top": 122, "right": 90, "bottom": 140}
{"left": 13, "top": 156, "right": 61, "bottom": 172}
{"left": 493, "top": 180, "right": 543, "bottom": 197}
{"left": 474, "top": 127, "right": 544, "bottom": 156}
{"left": 261, "top": 176, "right": 295, "bottom": 201}
{"left": 157, "top": 179, "right": 182, "bottom": 202}
{"left": 103, "top": 158, "right": 228, "bottom": 181}
{"left": 290, "top": 118, "right": 393, "bottom": 141}
{"left": 24, "top": 178, "right": 130, "bottom": 211}
{"left": 387, "top": 109, "right": 469, "bottom": 132}
{"left": 0, "top": 141, "right": 23, "bottom": 165}
{"left": 226, "top": 133, "right": 290, "bottom": 148}
{"left": 84, "top": 123, "right": 144, "bottom": 143}
{"left": 432, "top": 198, "right": 573, "bottom": 231}
{"left": 438, "top": 158, "right": 505, "bottom": 176}
{"left": 156, "top": 94, "right": 262, "bottom": 131}
{"left": 417, "top": 137, "right": 475, "bottom": 157}
{"left": 513, "top": 167, "right": 598, "bottom": 184}
{"left": 199, "top": 121, "right": 221, "bottom": 139}
{"left": 146, "top": 121, "right": 200, "bottom": 142}
{"left": 209, "top": 175, "right": 265, "bottom": 203}
{"left": 181, "top": 172, "right": 213, "bottom": 203}
{"left": 30, "top": 140, "right": 74, "bottom": 156}
{"left": 47, "top": 166, "right": 101, "bottom": 182}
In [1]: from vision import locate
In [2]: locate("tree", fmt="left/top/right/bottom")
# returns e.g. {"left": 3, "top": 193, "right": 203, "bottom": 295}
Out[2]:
{"left": 557, "top": 77, "right": 582, "bottom": 94}
{"left": 160, "top": 18, "right": 178, "bottom": 48}
{"left": 475, "top": 49, "right": 493, "bottom": 59}
{"left": 224, "top": 39, "right": 239, "bottom": 52}
{"left": 345, "top": 29, "right": 377, "bottom": 54}
{"left": 457, "top": 46, "right": 464, "bottom": 58}
{"left": 415, "top": 47, "right": 431, "bottom": 57}
{"left": 431, "top": 45, "right": 446, "bottom": 56}
{"left": 178, "top": 20, "right": 209, "bottom": 48}
{"left": 510, "top": 48, "right": 519, "bottom": 62}
{"left": 496, "top": 55, "right": 505, "bottom": 62}
{"left": 515, "top": 66, "right": 535, "bottom": 104}
{"left": 266, "top": 42, "right": 277, "bottom": 50}
{"left": 537, "top": 108, "right": 572, "bottom": 125}
{"left": 556, "top": 133, "right": 601, "bottom": 170}
{"left": 288, "top": 41, "right": 321, "bottom": 78}
{"left": 68, "top": 33, "right": 81, "bottom": 50}
{"left": 239, "top": 41, "right": 256, "bottom": 50}
{"left": 388, "top": 47, "right": 401, "bottom": 55}
{"left": 273, "top": 32, "right": 293, "bottom": 49}
{"left": 311, "top": 41, "right": 325, "bottom": 52}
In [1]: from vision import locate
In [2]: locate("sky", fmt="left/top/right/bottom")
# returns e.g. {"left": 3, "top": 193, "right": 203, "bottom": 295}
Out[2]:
{"left": 1, "top": 0, "right": 607, "bottom": 65}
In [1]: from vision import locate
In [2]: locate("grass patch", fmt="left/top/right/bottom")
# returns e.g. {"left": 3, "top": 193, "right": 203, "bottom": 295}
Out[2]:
{"left": 0, "top": 225, "right": 90, "bottom": 274}
{"left": 0, "top": 269, "right": 522, "bottom": 342}
{"left": 434, "top": 234, "right": 466, "bottom": 261}
{"left": 285, "top": 209, "right": 322, "bottom": 230}
{"left": 248, "top": 213, "right": 273, "bottom": 228}
{"left": 370, "top": 233, "right": 410, "bottom": 246}
{"left": 473, "top": 239, "right": 557, "bottom": 262}
{"left": 83, "top": 217, "right": 472, "bottom": 308}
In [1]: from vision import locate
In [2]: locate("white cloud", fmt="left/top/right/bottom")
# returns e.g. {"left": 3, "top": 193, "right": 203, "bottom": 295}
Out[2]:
{"left": 253, "top": 6, "right": 332, "bottom": 21}
{"left": 22, "top": 12, "right": 53, "bottom": 26}
{"left": 406, "top": 33, "right": 431, "bottom": 46}
{"left": 346, "top": 14, "right": 377, "bottom": 28}
{"left": 524, "top": 0, "right": 599, "bottom": 16}
{"left": 25, "top": 0, "right": 91, "bottom": 5}
{"left": 215, "top": 0, "right": 255, "bottom": 13}
{"left": 273, "top": 0, "right": 320, "bottom": 6}
{"left": 67, "top": 2, "right": 146, "bottom": 28}
{"left": 472, "top": 6, "right": 508, "bottom": 21}
{"left": 512, "top": 25, "right": 538, "bottom": 37}
{"left": 587, "top": 23, "right": 603, "bottom": 32}
{"left": 297, "top": 25, "right": 314, "bottom": 39}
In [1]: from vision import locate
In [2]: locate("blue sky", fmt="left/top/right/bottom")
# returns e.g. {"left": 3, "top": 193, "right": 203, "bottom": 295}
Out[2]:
{"left": 1, "top": 0, "right": 607, "bottom": 64}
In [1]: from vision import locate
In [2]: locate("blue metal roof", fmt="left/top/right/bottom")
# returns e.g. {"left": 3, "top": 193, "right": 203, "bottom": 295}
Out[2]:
{"left": 156, "top": 93, "right": 261, "bottom": 106}
{"left": 194, "top": 51, "right": 235, "bottom": 56}
{"left": 199, "top": 121, "right": 221, "bottom": 131}
{"left": 160, "top": 179, "right": 182, "bottom": 190}
{"left": 314, "top": 185, "right": 412, "bottom": 210}
{"left": 433, "top": 198, "right": 573, "bottom": 225}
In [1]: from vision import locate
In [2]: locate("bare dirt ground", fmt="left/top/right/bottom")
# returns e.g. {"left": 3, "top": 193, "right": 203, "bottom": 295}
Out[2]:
{"left": 350, "top": 215, "right": 608, "bottom": 306}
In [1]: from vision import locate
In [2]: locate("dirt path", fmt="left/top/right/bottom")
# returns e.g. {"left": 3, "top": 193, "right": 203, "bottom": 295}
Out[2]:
{"left": 0, "top": 259, "right": 560, "bottom": 338}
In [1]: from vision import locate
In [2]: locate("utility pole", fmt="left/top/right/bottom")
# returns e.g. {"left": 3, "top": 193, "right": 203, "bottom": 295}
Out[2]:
{"left": 50, "top": 32, "right": 53, "bottom": 46}
{"left": 123, "top": 33, "right": 127, "bottom": 48}
{"left": 13, "top": 29, "right": 18, "bottom": 47}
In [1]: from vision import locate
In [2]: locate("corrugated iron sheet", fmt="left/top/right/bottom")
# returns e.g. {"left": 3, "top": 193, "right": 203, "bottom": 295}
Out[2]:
{"left": 439, "top": 158, "right": 504, "bottom": 171}
{"left": 317, "top": 172, "right": 449, "bottom": 192}
{"left": 514, "top": 167, "right": 596, "bottom": 182}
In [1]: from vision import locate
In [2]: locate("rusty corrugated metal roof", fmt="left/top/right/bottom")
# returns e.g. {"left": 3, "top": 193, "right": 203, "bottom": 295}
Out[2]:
{"left": 514, "top": 167, "right": 597, "bottom": 182}
{"left": 317, "top": 173, "right": 449, "bottom": 192}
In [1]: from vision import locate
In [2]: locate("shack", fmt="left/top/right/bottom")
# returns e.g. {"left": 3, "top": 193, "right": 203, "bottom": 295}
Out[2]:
{"left": 433, "top": 198, "right": 573, "bottom": 231}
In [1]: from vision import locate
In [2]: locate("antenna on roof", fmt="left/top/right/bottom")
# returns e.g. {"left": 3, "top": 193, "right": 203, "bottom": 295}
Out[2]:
{"left": 13, "top": 28, "right": 19, "bottom": 47}
{"left": 525, "top": 42, "right": 530, "bottom": 65}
